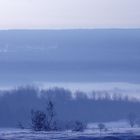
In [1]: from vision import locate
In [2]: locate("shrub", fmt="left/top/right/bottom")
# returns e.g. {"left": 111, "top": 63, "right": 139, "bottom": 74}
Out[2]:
{"left": 72, "top": 121, "right": 87, "bottom": 132}
{"left": 127, "top": 113, "right": 137, "bottom": 128}
{"left": 31, "top": 110, "right": 47, "bottom": 131}
{"left": 98, "top": 123, "right": 106, "bottom": 133}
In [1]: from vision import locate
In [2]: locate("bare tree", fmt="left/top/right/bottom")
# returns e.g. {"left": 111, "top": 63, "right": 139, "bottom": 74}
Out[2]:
{"left": 45, "top": 100, "right": 56, "bottom": 131}
{"left": 30, "top": 100, "right": 57, "bottom": 131}
{"left": 127, "top": 113, "right": 136, "bottom": 128}
{"left": 30, "top": 99, "right": 57, "bottom": 131}
{"left": 98, "top": 123, "right": 106, "bottom": 136}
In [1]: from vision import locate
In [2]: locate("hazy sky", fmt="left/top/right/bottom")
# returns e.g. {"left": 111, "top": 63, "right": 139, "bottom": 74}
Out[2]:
{"left": 0, "top": 0, "right": 140, "bottom": 29}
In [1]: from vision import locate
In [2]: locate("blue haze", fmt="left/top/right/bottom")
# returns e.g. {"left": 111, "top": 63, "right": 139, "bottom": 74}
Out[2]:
{"left": 0, "top": 29, "right": 140, "bottom": 85}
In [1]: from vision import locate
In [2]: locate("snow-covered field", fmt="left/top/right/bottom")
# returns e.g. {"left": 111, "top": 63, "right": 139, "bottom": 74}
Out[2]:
{"left": 0, "top": 129, "right": 140, "bottom": 140}
{"left": 1, "top": 121, "right": 140, "bottom": 140}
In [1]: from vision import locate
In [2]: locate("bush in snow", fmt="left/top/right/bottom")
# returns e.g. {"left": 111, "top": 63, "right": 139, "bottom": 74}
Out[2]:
{"left": 127, "top": 113, "right": 137, "bottom": 128}
{"left": 98, "top": 123, "right": 106, "bottom": 133}
{"left": 31, "top": 100, "right": 57, "bottom": 131}
{"left": 72, "top": 121, "right": 87, "bottom": 132}
{"left": 17, "top": 122, "right": 24, "bottom": 129}
{"left": 31, "top": 110, "right": 47, "bottom": 131}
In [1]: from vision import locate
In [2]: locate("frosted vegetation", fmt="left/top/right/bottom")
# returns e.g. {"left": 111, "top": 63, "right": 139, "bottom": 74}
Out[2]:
{"left": 0, "top": 86, "right": 140, "bottom": 128}
{"left": 0, "top": 86, "right": 140, "bottom": 139}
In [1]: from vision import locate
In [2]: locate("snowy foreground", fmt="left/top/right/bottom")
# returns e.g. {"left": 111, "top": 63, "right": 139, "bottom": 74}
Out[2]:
{"left": 0, "top": 122, "right": 140, "bottom": 140}
{"left": 0, "top": 129, "right": 140, "bottom": 140}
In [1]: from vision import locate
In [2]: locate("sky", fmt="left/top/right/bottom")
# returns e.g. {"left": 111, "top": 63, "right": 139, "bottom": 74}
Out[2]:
{"left": 0, "top": 0, "right": 140, "bottom": 29}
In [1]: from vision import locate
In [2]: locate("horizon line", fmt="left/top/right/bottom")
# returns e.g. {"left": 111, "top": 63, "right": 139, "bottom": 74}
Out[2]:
{"left": 0, "top": 27, "right": 140, "bottom": 31}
